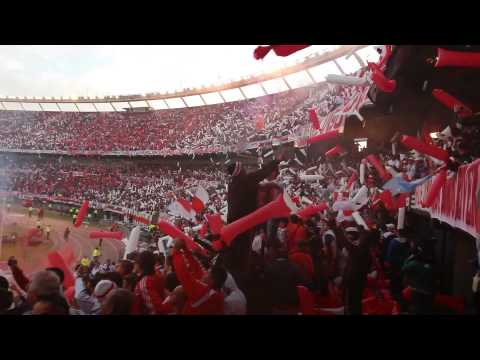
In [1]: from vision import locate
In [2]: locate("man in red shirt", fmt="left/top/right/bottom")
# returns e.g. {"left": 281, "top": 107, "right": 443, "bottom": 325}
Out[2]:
{"left": 286, "top": 215, "right": 307, "bottom": 254}
{"left": 288, "top": 241, "right": 314, "bottom": 285}
{"left": 132, "top": 251, "right": 172, "bottom": 315}
{"left": 171, "top": 238, "right": 225, "bottom": 315}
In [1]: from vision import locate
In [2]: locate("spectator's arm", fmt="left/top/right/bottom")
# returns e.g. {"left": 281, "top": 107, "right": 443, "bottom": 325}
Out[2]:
{"left": 74, "top": 277, "right": 100, "bottom": 315}
{"left": 172, "top": 249, "right": 208, "bottom": 302}
{"left": 183, "top": 250, "right": 206, "bottom": 281}
{"left": 248, "top": 159, "right": 280, "bottom": 184}
{"left": 147, "top": 279, "right": 173, "bottom": 315}
{"left": 10, "top": 265, "right": 30, "bottom": 292}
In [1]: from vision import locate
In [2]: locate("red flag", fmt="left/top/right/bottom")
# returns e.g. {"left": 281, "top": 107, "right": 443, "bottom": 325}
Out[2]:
{"left": 74, "top": 200, "right": 89, "bottom": 228}
{"left": 254, "top": 45, "right": 310, "bottom": 60}
{"left": 308, "top": 109, "right": 320, "bottom": 130}
{"left": 191, "top": 197, "right": 205, "bottom": 213}
{"left": 191, "top": 186, "right": 209, "bottom": 213}
{"left": 47, "top": 251, "right": 75, "bottom": 289}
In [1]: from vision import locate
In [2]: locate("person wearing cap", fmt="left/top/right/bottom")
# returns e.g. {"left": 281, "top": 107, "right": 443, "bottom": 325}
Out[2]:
{"left": 93, "top": 280, "right": 117, "bottom": 304}
{"left": 223, "top": 154, "right": 283, "bottom": 289}
{"left": 342, "top": 226, "right": 373, "bottom": 315}
{"left": 74, "top": 268, "right": 101, "bottom": 315}
{"left": 92, "top": 246, "right": 101, "bottom": 261}
{"left": 80, "top": 257, "right": 90, "bottom": 267}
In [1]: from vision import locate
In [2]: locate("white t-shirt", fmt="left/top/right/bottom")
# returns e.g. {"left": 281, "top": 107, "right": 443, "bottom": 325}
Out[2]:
{"left": 223, "top": 273, "right": 247, "bottom": 315}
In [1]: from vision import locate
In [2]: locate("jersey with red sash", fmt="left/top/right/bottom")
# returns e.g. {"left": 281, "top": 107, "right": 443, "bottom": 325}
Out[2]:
{"left": 132, "top": 274, "right": 172, "bottom": 315}
{"left": 172, "top": 248, "right": 224, "bottom": 315}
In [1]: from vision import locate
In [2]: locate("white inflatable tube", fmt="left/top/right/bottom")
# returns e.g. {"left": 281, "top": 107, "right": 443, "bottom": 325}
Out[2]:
{"left": 300, "top": 174, "right": 325, "bottom": 182}
{"left": 397, "top": 207, "right": 406, "bottom": 230}
{"left": 351, "top": 185, "right": 369, "bottom": 206}
{"left": 124, "top": 226, "right": 141, "bottom": 259}
{"left": 264, "top": 150, "right": 274, "bottom": 158}
{"left": 192, "top": 224, "right": 202, "bottom": 232}
{"left": 352, "top": 211, "right": 369, "bottom": 230}
{"left": 359, "top": 162, "right": 366, "bottom": 185}
{"left": 301, "top": 196, "right": 313, "bottom": 205}
{"left": 385, "top": 166, "right": 400, "bottom": 177}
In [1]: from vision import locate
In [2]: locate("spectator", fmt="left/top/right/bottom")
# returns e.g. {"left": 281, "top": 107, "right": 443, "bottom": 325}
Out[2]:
{"left": 100, "top": 288, "right": 134, "bottom": 315}
{"left": 26, "top": 270, "right": 63, "bottom": 315}
{"left": 132, "top": 251, "right": 168, "bottom": 315}
{"left": 342, "top": 227, "right": 372, "bottom": 315}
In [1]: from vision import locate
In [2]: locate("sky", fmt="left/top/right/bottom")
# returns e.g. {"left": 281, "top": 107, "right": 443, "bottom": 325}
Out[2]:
{"left": 0, "top": 45, "right": 345, "bottom": 98}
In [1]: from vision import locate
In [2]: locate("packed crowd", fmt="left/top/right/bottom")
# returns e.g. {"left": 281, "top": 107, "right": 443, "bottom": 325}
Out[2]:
{"left": 0, "top": 156, "right": 227, "bottom": 214}
{"left": 0, "top": 85, "right": 326, "bottom": 154}
{"left": 1, "top": 117, "right": 476, "bottom": 315}
{"left": 1, "top": 48, "right": 480, "bottom": 315}
{"left": 0, "top": 76, "right": 363, "bottom": 156}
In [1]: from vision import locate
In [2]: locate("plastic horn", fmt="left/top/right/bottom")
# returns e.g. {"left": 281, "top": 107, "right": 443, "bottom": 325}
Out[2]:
{"left": 435, "top": 48, "right": 480, "bottom": 68}
{"left": 400, "top": 135, "right": 450, "bottom": 162}
{"left": 220, "top": 192, "right": 298, "bottom": 246}
{"left": 352, "top": 211, "right": 369, "bottom": 230}
{"left": 421, "top": 169, "right": 447, "bottom": 208}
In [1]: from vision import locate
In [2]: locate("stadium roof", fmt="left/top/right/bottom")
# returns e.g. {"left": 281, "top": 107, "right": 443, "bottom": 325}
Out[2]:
{"left": 0, "top": 45, "right": 380, "bottom": 111}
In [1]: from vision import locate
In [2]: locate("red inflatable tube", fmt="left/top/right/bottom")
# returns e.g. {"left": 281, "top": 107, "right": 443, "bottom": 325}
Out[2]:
{"left": 366, "top": 154, "right": 392, "bottom": 181}
{"left": 325, "top": 145, "right": 345, "bottom": 158}
{"left": 205, "top": 213, "right": 224, "bottom": 235}
{"left": 297, "top": 203, "right": 329, "bottom": 219}
{"left": 435, "top": 48, "right": 480, "bottom": 69}
{"left": 306, "top": 130, "right": 339, "bottom": 145}
{"left": 400, "top": 135, "right": 450, "bottom": 163}
{"left": 47, "top": 251, "right": 75, "bottom": 289}
{"left": 220, "top": 192, "right": 297, "bottom": 246}
{"left": 89, "top": 231, "right": 123, "bottom": 240}
{"left": 157, "top": 220, "right": 204, "bottom": 254}
{"left": 421, "top": 169, "right": 447, "bottom": 208}
{"left": 368, "top": 62, "right": 397, "bottom": 93}
{"left": 308, "top": 108, "right": 320, "bottom": 130}
{"left": 432, "top": 89, "right": 473, "bottom": 118}
{"left": 74, "top": 200, "right": 89, "bottom": 228}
